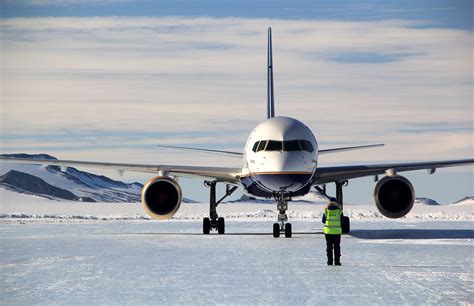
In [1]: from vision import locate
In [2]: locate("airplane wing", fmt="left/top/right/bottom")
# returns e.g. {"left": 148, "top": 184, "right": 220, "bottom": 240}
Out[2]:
{"left": 0, "top": 157, "right": 241, "bottom": 183}
{"left": 314, "top": 159, "right": 474, "bottom": 184}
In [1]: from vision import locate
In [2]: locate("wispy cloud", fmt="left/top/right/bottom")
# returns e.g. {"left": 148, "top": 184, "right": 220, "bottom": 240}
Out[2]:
{"left": 0, "top": 16, "right": 472, "bottom": 166}
{"left": 327, "top": 52, "right": 418, "bottom": 64}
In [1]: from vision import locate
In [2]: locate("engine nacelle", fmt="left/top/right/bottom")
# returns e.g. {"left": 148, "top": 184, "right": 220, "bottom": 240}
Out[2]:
{"left": 373, "top": 175, "right": 415, "bottom": 218}
{"left": 141, "top": 176, "right": 182, "bottom": 220}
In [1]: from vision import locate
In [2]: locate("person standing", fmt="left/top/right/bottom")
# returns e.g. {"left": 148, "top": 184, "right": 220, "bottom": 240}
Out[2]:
{"left": 322, "top": 197, "right": 343, "bottom": 266}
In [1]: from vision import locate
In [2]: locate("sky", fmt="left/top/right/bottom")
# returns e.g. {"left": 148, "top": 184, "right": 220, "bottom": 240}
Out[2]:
{"left": 0, "top": 0, "right": 472, "bottom": 204}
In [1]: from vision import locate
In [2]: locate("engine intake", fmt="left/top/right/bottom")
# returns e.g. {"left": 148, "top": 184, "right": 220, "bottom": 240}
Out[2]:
{"left": 374, "top": 175, "right": 415, "bottom": 218}
{"left": 141, "top": 176, "right": 182, "bottom": 220}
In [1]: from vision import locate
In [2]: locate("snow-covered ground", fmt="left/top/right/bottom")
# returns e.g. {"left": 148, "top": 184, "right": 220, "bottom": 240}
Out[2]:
{"left": 0, "top": 188, "right": 473, "bottom": 304}
{"left": 1, "top": 188, "right": 471, "bottom": 223}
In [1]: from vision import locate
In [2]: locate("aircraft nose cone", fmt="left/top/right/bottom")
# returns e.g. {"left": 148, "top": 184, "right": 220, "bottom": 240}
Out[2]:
{"left": 256, "top": 172, "right": 310, "bottom": 192}
{"left": 250, "top": 151, "right": 314, "bottom": 193}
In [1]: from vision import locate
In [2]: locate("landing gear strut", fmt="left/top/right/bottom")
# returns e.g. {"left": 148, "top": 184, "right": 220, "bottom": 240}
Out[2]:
{"left": 335, "top": 180, "right": 348, "bottom": 210}
{"left": 335, "top": 180, "right": 350, "bottom": 234}
{"left": 273, "top": 191, "right": 292, "bottom": 238}
{"left": 316, "top": 180, "right": 351, "bottom": 234}
{"left": 203, "top": 181, "right": 238, "bottom": 235}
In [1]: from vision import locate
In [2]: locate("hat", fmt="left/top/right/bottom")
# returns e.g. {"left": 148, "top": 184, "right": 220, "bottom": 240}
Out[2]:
{"left": 327, "top": 197, "right": 341, "bottom": 209}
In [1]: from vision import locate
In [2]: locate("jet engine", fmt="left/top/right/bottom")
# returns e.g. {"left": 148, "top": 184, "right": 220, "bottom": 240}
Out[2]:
{"left": 373, "top": 175, "right": 415, "bottom": 218}
{"left": 141, "top": 176, "right": 182, "bottom": 220}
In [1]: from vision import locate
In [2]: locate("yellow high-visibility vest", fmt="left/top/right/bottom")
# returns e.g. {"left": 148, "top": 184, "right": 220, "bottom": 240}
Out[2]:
{"left": 324, "top": 208, "right": 342, "bottom": 235}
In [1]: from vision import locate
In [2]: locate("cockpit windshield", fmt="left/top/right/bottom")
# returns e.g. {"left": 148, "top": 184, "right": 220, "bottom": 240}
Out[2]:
{"left": 266, "top": 140, "right": 282, "bottom": 151}
{"left": 284, "top": 140, "right": 301, "bottom": 151}
{"left": 252, "top": 139, "right": 314, "bottom": 153}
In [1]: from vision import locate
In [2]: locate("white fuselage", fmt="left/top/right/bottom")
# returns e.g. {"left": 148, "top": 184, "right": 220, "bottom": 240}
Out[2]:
{"left": 240, "top": 116, "right": 318, "bottom": 197}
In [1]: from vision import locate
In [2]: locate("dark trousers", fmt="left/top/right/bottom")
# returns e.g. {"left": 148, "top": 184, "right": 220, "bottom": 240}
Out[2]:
{"left": 325, "top": 234, "right": 341, "bottom": 264}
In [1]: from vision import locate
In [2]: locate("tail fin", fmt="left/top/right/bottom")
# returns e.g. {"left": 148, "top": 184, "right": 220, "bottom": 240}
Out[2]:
{"left": 267, "top": 27, "right": 275, "bottom": 118}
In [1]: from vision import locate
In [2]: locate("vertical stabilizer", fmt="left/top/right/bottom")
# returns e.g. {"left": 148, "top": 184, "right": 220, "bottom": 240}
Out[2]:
{"left": 267, "top": 27, "right": 275, "bottom": 118}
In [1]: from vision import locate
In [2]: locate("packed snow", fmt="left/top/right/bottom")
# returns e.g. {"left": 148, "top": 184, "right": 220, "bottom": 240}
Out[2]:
{"left": 0, "top": 187, "right": 472, "bottom": 304}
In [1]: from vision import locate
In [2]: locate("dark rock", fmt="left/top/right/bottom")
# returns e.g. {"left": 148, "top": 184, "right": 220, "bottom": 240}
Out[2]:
{"left": 0, "top": 170, "right": 78, "bottom": 200}
{"left": 0, "top": 153, "right": 57, "bottom": 160}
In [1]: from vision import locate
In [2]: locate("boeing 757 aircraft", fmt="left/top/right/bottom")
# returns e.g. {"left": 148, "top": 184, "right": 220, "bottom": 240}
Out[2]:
{"left": 1, "top": 28, "right": 473, "bottom": 238}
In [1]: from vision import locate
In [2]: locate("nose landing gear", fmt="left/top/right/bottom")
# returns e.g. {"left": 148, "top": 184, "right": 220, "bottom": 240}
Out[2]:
{"left": 273, "top": 191, "right": 292, "bottom": 238}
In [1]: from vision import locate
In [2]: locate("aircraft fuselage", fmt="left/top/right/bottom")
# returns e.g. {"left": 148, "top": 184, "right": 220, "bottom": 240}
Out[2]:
{"left": 240, "top": 116, "right": 318, "bottom": 198}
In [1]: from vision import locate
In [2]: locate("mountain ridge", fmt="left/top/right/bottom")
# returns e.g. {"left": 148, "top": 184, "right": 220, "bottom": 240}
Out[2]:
{"left": 0, "top": 153, "right": 194, "bottom": 203}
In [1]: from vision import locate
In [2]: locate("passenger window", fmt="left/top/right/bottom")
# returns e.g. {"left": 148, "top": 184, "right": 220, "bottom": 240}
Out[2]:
{"left": 301, "top": 140, "right": 314, "bottom": 152}
{"left": 284, "top": 140, "right": 301, "bottom": 151}
{"left": 257, "top": 141, "right": 267, "bottom": 152}
{"left": 252, "top": 141, "right": 259, "bottom": 152}
{"left": 266, "top": 140, "right": 282, "bottom": 151}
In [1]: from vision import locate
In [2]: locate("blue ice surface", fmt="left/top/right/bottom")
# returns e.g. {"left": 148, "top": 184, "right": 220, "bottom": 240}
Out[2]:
{"left": 1, "top": 220, "right": 472, "bottom": 305}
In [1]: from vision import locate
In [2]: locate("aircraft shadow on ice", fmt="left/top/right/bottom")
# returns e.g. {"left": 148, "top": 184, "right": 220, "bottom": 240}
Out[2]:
{"left": 349, "top": 229, "right": 474, "bottom": 240}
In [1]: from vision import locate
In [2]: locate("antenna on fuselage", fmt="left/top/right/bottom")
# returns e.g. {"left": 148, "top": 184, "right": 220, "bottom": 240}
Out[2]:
{"left": 267, "top": 27, "right": 275, "bottom": 119}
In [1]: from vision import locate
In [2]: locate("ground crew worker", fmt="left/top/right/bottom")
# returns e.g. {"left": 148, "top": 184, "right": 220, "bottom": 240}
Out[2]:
{"left": 322, "top": 197, "right": 343, "bottom": 266}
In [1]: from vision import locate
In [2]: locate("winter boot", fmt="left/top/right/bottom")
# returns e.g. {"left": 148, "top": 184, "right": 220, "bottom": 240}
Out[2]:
{"left": 327, "top": 252, "right": 333, "bottom": 266}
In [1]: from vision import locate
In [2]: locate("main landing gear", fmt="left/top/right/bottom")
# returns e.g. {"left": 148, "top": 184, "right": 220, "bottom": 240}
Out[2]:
{"left": 203, "top": 181, "right": 238, "bottom": 235}
{"left": 316, "top": 180, "right": 351, "bottom": 234}
{"left": 272, "top": 191, "right": 292, "bottom": 238}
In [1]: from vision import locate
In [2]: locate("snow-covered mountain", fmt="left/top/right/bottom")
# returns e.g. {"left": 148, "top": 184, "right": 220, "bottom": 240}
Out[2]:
{"left": 415, "top": 197, "right": 440, "bottom": 205}
{"left": 452, "top": 196, "right": 474, "bottom": 205}
{"left": 0, "top": 153, "right": 200, "bottom": 203}
{"left": 0, "top": 154, "right": 143, "bottom": 202}
{"left": 1, "top": 170, "right": 89, "bottom": 201}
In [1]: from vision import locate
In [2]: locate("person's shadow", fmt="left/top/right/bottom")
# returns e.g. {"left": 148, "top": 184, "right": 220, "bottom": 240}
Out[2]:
{"left": 349, "top": 229, "right": 474, "bottom": 240}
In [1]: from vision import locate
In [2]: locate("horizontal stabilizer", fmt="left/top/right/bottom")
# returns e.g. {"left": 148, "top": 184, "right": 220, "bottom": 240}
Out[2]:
{"left": 156, "top": 145, "right": 243, "bottom": 157}
{"left": 319, "top": 144, "right": 384, "bottom": 155}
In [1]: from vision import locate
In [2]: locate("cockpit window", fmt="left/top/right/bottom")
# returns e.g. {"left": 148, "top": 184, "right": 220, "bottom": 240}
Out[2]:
{"left": 283, "top": 140, "right": 301, "bottom": 151}
{"left": 253, "top": 139, "right": 314, "bottom": 153}
{"left": 266, "top": 140, "right": 282, "bottom": 151}
{"left": 300, "top": 140, "right": 314, "bottom": 152}
{"left": 257, "top": 141, "right": 267, "bottom": 152}
{"left": 252, "top": 141, "right": 259, "bottom": 152}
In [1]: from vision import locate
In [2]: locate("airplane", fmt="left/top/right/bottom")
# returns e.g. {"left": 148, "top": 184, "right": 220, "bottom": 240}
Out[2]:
{"left": 1, "top": 27, "right": 473, "bottom": 238}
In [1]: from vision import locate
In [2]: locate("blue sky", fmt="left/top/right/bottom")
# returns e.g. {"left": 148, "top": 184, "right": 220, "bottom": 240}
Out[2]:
{"left": 0, "top": 0, "right": 472, "bottom": 203}
{"left": 1, "top": 0, "right": 472, "bottom": 30}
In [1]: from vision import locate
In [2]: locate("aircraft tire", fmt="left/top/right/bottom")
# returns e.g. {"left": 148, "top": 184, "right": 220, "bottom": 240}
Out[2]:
{"left": 284, "top": 223, "right": 292, "bottom": 238}
{"left": 273, "top": 223, "right": 280, "bottom": 238}
{"left": 342, "top": 216, "right": 350, "bottom": 234}
{"left": 218, "top": 217, "right": 225, "bottom": 234}
{"left": 203, "top": 217, "right": 211, "bottom": 234}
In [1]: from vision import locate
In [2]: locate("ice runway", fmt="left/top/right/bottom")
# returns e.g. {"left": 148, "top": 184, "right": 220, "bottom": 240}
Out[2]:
{"left": 1, "top": 220, "right": 472, "bottom": 305}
